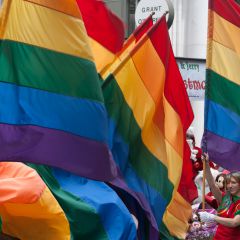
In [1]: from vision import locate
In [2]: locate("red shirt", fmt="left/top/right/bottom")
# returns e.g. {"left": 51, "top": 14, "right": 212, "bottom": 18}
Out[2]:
{"left": 214, "top": 194, "right": 240, "bottom": 240}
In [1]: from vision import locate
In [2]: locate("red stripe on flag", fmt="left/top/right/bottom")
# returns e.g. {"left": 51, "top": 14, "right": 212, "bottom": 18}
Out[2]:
{"left": 209, "top": 0, "right": 240, "bottom": 28}
{"left": 133, "top": 14, "right": 153, "bottom": 42}
{"left": 77, "top": 0, "right": 125, "bottom": 53}
{"left": 148, "top": 16, "right": 196, "bottom": 202}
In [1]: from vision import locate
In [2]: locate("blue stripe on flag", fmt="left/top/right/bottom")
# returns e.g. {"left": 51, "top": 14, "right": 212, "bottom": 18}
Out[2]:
{"left": 0, "top": 81, "right": 108, "bottom": 142}
{"left": 205, "top": 99, "right": 240, "bottom": 143}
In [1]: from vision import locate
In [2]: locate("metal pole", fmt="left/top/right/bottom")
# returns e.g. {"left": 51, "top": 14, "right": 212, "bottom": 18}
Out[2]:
{"left": 135, "top": 0, "right": 138, "bottom": 8}
{"left": 202, "top": 160, "right": 206, "bottom": 211}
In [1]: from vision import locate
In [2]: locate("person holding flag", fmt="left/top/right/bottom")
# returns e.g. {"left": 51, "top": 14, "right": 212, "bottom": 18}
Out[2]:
{"left": 199, "top": 153, "right": 240, "bottom": 240}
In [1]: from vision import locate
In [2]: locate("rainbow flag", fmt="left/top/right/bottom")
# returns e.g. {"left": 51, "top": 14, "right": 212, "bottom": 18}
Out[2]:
{"left": 101, "top": 14, "right": 153, "bottom": 79}
{"left": 0, "top": 1, "right": 137, "bottom": 239}
{"left": 76, "top": 0, "right": 125, "bottom": 73}
{"left": 0, "top": 162, "right": 136, "bottom": 240}
{"left": 0, "top": 0, "right": 116, "bottom": 180}
{"left": 103, "top": 16, "right": 194, "bottom": 239}
{"left": 28, "top": 164, "right": 137, "bottom": 240}
{"left": 203, "top": 0, "right": 240, "bottom": 170}
{"left": 0, "top": 162, "right": 70, "bottom": 239}
{"left": 121, "top": 13, "right": 154, "bottom": 55}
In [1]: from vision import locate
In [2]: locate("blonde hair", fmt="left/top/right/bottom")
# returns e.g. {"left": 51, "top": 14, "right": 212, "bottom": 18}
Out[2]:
{"left": 226, "top": 173, "right": 231, "bottom": 183}
{"left": 230, "top": 171, "right": 240, "bottom": 183}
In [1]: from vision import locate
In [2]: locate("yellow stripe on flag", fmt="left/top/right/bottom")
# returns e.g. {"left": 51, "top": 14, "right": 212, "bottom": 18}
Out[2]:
{"left": 89, "top": 37, "right": 115, "bottom": 73}
{"left": 163, "top": 191, "right": 192, "bottom": 239}
{"left": 207, "top": 40, "right": 240, "bottom": 85}
{"left": 211, "top": 11, "right": 240, "bottom": 55}
{"left": 1, "top": 0, "right": 92, "bottom": 60}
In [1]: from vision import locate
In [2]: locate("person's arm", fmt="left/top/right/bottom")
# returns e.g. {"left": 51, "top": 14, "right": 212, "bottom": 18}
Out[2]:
{"left": 199, "top": 212, "right": 240, "bottom": 228}
{"left": 215, "top": 214, "right": 240, "bottom": 228}
{"left": 202, "top": 153, "right": 222, "bottom": 203}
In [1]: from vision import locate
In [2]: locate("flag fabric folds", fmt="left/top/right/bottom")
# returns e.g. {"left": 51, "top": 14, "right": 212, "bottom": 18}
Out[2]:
{"left": 0, "top": 162, "right": 136, "bottom": 240}
{"left": 203, "top": 0, "right": 240, "bottom": 170}
{"left": 28, "top": 164, "right": 137, "bottom": 240}
{"left": 0, "top": 0, "right": 116, "bottom": 180}
{"left": 0, "top": 162, "right": 70, "bottom": 239}
{"left": 76, "top": 0, "right": 125, "bottom": 73}
{"left": 0, "top": 1, "right": 137, "bottom": 239}
{"left": 102, "top": 16, "right": 194, "bottom": 239}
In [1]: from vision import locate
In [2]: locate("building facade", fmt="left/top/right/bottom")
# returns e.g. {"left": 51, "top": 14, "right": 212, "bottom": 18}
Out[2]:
{"left": 105, "top": 0, "right": 208, "bottom": 58}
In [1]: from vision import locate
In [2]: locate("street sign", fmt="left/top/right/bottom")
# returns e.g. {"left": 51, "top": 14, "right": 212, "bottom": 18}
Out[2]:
{"left": 135, "top": 0, "right": 174, "bottom": 28}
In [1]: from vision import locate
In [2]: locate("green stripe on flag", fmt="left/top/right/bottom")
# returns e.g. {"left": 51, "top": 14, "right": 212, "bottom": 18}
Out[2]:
{"left": 206, "top": 69, "right": 240, "bottom": 116}
{"left": 28, "top": 164, "right": 109, "bottom": 240}
{"left": 103, "top": 75, "right": 174, "bottom": 202}
{"left": 0, "top": 40, "right": 103, "bottom": 102}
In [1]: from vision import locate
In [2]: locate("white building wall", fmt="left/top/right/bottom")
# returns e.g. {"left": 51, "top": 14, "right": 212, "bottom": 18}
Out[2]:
{"left": 169, "top": 0, "right": 208, "bottom": 59}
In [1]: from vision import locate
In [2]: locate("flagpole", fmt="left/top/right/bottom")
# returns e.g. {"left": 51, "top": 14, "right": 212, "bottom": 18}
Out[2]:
{"left": 202, "top": 158, "right": 206, "bottom": 211}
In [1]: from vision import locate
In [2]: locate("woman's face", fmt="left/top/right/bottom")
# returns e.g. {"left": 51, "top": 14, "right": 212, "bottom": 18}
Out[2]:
{"left": 229, "top": 177, "right": 240, "bottom": 196}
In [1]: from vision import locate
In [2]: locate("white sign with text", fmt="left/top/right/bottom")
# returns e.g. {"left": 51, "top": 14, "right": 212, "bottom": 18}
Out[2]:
{"left": 135, "top": 0, "right": 169, "bottom": 26}
{"left": 177, "top": 59, "right": 206, "bottom": 101}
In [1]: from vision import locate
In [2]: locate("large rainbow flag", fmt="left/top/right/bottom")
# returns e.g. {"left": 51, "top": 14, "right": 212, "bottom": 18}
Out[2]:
{"left": 0, "top": 162, "right": 136, "bottom": 240}
{"left": 0, "top": 1, "right": 137, "bottom": 239}
{"left": 28, "top": 164, "right": 137, "bottom": 240}
{"left": 76, "top": 0, "right": 125, "bottom": 73}
{"left": 203, "top": 0, "right": 240, "bottom": 170}
{"left": 0, "top": 0, "right": 116, "bottom": 180}
{"left": 103, "top": 16, "right": 194, "bottom": 239}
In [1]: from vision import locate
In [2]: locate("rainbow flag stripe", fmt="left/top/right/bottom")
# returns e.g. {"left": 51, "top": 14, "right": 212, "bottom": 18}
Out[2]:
{"left": 204, "top": 0, "right": 240, "bottom": 170}
{"left": 0, "top": 0, "right": 116, "bottom": 180}
{"left": 103, "top": 16, "right": 193, "bottom": 239}
{"left": 101, "top": 14, "right": 153, "bottom": 79}
{"left": 0, "top": 162, "right": 70, "bottom": 239}
{"left": 76, "top": 0, "right": 125, "bottom": 73}
{"left": 122, "top": 14, "right": 153, "bottom": 52}
{"left": 28, "top": 164, "right": 137, "bottom": 240}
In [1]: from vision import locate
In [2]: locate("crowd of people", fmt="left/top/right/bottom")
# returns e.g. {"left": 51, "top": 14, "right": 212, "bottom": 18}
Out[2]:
{"left": 199, "top": 153, "right": 240, "bottom": 239}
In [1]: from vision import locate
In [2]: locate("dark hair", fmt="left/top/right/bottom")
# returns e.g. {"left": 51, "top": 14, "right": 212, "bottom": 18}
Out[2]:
{"left": 186, "top": 133, "right": 195, "bottom": 145}
{"left": 215, "top": 173, "right": 226, "bottom": 190}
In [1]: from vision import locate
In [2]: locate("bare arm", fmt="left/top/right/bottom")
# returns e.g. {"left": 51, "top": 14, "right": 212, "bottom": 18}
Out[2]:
{"left": 215, "top": 215, "right": 240, "bottom": 228}
{"left": 202, "top": 153, "right": 222, "bottom": 203}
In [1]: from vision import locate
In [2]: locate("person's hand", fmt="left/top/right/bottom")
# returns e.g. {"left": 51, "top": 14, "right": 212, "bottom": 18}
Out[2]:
{"left": 201, "top": 152, "right": 209, "bottom": 161}
{"left": 201, "top": 152, "right": 209, "bottom": 163}
{"left": 199, "top": 211, "right": 216, "bottom": 223}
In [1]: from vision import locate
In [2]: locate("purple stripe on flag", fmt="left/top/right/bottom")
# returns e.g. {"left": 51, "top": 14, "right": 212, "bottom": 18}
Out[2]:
{"left": 204, "top": 131, "right": 240, "bottom": 171}
{"left": 0, "top": 124, "right": 117, "bottom": 181}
